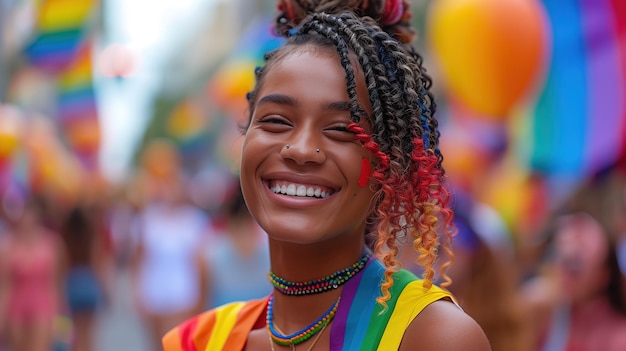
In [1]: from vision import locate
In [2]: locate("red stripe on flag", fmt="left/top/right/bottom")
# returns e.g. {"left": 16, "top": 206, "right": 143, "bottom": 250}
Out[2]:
{"left": 180, "top": 316, "right": 199, "bottom": 351}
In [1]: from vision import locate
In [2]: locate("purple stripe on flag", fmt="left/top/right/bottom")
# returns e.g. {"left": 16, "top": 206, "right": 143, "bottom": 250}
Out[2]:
{"left": 329, "top": 257, "right": 370, "bottom": 350}
{"left": 581, "top": 0, "right": 625, "bottom": 172}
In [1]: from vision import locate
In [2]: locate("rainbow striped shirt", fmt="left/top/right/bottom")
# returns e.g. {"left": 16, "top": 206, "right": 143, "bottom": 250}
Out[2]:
{"left": 163, "top": 259, "right": 454, "bottom": 351}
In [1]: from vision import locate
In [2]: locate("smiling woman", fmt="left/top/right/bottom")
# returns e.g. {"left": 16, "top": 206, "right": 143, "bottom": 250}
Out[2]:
{"left": 162, "top": 2, "right": 491, "bottom": 350}
{"left": 241, "top": 49, "right": 376, "bottom": 245}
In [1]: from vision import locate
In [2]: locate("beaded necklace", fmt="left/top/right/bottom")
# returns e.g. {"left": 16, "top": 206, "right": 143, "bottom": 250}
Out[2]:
{"left": 268, "top": 252, "right": 371, "bottom": 295}
{"left": 266, "top": 295, "right": 340, "bottom": 347}
{"left": 268, "top": 321, "right": 329, "bottom": 351}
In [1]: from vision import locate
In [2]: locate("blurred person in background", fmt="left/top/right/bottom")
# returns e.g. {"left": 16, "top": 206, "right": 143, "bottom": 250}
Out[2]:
{"left": 203, "top": 181, "right": 271, "bottom": 309}
{"left": 592, "top": 157, "right": 626, "bottom": 305}
{"left": 521, "top": 180, "right": 626, "bottom": 351}
{"left": 59, "top": 204, "right": 112, "bottom": 351}
{"left": 108, "top": 176, "right": 146, "bottom": 271}
{"left": 0, "top": 192, "right": 64, "bottom": 351}
{"left": 447, "top": 193, "right": 531, "bottom": 351}
{"left": 130, "top": 173, "right": 210, "bottom": 349}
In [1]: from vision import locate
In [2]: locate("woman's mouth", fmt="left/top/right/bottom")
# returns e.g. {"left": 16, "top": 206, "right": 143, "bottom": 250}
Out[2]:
{"left": 267, "top": 180, "right": 335, "bottom": 198}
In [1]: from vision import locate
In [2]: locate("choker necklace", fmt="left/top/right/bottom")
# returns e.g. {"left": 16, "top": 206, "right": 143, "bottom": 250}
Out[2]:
{"left": 267, "top": 295, "right": 340, "bottom": 347}
{"left": 268, "top": 252, "right": 371, "bottom": 295}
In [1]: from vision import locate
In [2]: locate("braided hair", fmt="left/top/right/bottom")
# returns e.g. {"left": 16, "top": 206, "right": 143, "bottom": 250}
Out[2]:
{"left": 246, "top": 11, "right": 454, "bottom": 307}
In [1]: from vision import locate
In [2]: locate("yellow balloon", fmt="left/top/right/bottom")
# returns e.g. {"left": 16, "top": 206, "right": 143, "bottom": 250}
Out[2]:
{"left": 427, "top": 0, "right": 549, "bottom": 118}
{"left": 0, "top": 132, "right": 19, "bottom": 159}
{"left": 0, "top": 104, "right": 23, "bottom": 160}
{"left": 208, "top": 60, "right": 256, "bottom": 120}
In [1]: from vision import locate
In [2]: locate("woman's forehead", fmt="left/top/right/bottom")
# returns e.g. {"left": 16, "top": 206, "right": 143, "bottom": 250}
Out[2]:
{"left": 274, "top": 42, "right": 363, "bottom": 73}
{"left": 257, "top": 44, "right": 372, "bottom": 125}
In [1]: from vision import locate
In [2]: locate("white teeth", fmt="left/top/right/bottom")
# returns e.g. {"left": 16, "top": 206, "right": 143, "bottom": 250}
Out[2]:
{"left": 286, "top": 184, "right": 296, "bottom": 195}
{"left": 270, "top": 182, "right": 331, "bottom": 198}
{"left": 296, "top": 186, "right": 307, "bottom": 196}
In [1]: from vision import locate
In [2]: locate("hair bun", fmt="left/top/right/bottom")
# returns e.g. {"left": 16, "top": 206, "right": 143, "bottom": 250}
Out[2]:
{"left": 274, "top": 0, "right": 416, "bottom": 43}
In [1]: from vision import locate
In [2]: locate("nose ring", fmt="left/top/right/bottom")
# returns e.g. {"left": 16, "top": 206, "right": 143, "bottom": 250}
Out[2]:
{"left": 285, "top": 144, "right": 290, "bottom": 149}
{"left": 316, "top": 148, "right": 320, "bottom": 153}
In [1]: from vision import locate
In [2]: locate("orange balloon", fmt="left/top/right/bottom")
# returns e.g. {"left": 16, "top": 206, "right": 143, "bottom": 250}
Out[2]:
{"left": 427, "top": 0, "right": 549, "bottom": 118}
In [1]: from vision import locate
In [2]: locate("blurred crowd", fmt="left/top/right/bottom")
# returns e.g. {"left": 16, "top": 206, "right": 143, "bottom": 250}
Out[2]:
{"left": 0, "top": 138, "right": 273, "bottom": 351}
{"left": 0, "top": 131, "right": 625, "bottom": 351}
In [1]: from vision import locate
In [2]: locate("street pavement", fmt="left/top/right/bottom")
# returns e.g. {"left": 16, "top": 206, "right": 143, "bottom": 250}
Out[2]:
{"left": 94, "top": 268, "right": 152, "bottom": 351}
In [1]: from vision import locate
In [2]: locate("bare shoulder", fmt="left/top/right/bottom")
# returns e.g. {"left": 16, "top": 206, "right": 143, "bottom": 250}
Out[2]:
{"left": 399, "top": 300, "right": 492, "bottom": 351}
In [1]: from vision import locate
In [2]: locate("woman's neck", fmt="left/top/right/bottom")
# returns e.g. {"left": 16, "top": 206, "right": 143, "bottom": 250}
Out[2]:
{"left": 267, "top": 239, "right": 367, "bottom": 332}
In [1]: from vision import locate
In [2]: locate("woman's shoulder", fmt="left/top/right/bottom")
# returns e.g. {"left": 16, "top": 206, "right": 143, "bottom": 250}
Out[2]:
{"left": 400, "top": 299, "right": 492, "bottom": 351}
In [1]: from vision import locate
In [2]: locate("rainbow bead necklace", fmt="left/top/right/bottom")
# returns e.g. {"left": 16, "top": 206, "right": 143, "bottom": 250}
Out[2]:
{"left": 268, "top": 252, "right": 371, "bottom": 295}
{"left": 267, "top": 294, "right": 340, "bottom": 347}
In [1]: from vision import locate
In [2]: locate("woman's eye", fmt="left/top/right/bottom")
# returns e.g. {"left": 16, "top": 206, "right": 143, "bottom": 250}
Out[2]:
{"left": 325, "top": 125, "right": 356, "bottom": 141}
{"left": 331, "top": 125, "right": 351, "bottom": 133}
{"left": 328, "top": 124, "right": 355, "bottom": 133}
{"left": 260, "top": 117, "right": 289, "bottom": 125}
{"left": 257, "top": 116, "right": 292, "bottom": 131}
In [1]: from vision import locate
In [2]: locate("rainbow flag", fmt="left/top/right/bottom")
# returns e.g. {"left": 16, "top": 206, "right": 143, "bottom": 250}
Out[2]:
{"left": 57, "top": 41, "right": 97, "bottom": 123}
{"left": 22, "top": 0, "right": 100, "bottom": 167}
{"left": 517, "top": 0, "right": 626, "bottom": 182}
{"left": 24, "top": 0, "right": 97, "bottom": 72}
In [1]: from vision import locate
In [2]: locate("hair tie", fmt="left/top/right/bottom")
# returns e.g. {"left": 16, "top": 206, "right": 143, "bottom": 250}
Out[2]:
{"left": 282, "top": 0, "right": 297, "bottom": 21}
{"left": 380, "top": 0, "right": 404, "bottom": 26}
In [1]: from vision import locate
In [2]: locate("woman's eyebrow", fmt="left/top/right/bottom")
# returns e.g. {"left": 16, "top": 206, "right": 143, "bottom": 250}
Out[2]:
{"left": 256, "top": 95, "right": 357, "bottom": 117}
{"left": 256, "top": 94, "right": 298, "bottom": 107}
{"left": 325, "top": 101, "right": 351, "bottom": 112}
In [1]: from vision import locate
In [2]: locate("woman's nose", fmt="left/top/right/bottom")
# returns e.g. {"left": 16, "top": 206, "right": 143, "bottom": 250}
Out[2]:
{"left": 280, "top": 139, "right": 326, "bottom": 165}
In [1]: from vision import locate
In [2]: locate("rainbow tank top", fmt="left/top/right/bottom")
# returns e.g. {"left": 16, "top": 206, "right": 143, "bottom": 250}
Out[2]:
{"left": 163, "top": 259, "right": 455, "bottom": 351}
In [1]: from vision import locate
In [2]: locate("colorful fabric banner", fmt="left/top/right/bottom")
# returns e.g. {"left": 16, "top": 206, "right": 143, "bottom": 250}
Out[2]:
{"left": 517, "top": 0, "right": 626, "bottom": 180}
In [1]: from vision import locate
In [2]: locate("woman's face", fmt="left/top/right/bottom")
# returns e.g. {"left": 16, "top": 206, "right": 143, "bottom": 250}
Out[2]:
{"left": 240, "top": 47, "right": 376, "bottom": 244}
{"left": 554, "top": 212, "right": 610, "bottom": 302}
